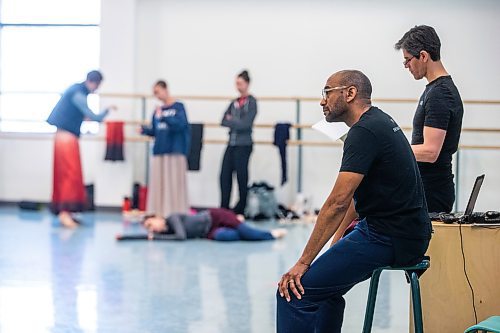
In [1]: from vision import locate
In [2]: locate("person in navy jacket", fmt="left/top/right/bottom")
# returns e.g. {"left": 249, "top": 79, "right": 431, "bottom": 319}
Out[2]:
{"left": 47, "top": 70, "right": 116, "bottom": 228}
{"left": 141, "top": 80, "right": 190, "bottom": 217}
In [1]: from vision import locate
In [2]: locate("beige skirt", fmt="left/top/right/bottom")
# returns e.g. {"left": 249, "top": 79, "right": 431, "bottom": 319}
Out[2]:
{"left": 146, "top": 154, "right": 189, "bottom": 217}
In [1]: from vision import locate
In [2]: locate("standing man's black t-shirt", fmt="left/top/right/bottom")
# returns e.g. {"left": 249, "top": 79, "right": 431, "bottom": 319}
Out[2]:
{"left": 340, "top": 107, "right": 431, "bottom": 264}
{"left": 412, "top": 75, "right": 463, "bottom": 213}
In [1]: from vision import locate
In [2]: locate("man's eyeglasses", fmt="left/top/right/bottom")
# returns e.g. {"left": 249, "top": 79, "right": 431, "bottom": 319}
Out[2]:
{"left": 403, "top": 56, "right": 415, "bottom": 67}
{"left": 322, "top": 86, "right": 348, "bottom": 100}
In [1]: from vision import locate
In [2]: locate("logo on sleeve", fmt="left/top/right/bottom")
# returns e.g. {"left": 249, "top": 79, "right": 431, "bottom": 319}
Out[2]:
{"left": 389, "top": 118, "right": 401, "bottom": 132}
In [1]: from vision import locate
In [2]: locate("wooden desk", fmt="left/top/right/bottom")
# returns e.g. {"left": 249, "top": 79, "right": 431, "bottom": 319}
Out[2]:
{"left": 411, "top": 222, "right": 500, "bottom": 332}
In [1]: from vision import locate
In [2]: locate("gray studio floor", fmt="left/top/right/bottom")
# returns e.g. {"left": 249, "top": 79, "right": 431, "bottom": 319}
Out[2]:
{"left": 0, "top": 206, "right": 412, "bottom": 333}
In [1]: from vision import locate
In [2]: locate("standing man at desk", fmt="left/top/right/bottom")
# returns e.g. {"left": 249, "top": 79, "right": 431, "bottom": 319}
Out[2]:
{"left": 395, "top": 25, "right": 464, "bottom": 213}
{"left": 276, "top": 70, "right": 431, "bottom": 333}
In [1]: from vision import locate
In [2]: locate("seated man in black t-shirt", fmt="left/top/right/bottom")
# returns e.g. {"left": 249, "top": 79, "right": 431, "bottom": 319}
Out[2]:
{"left": 276, "top": 70, "right": 431, "bottom": 333}
{"left": 395, "top": 25, "right": 464, "bottom": 213}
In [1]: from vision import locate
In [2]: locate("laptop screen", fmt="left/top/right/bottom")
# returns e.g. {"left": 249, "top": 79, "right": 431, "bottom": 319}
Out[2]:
{"left": 464, "top": 174, "right": 485, "bottom": 216}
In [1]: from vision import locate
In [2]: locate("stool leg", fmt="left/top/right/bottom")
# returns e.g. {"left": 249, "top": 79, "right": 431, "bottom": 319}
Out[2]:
{"left": 362, "top": 270, "right": 382, "bottom": 333}
{"left": 410, "top": 272, "right": 424, "bottom": 333}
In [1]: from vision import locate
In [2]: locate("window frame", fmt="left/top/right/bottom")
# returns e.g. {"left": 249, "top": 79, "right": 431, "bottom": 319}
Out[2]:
{"left": 0, "top": 10, "right": 101, "bottom": 134}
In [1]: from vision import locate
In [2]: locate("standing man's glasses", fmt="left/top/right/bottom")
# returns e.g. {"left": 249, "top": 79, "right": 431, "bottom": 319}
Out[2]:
{"left": 322, "top": 86, "right": 348, "bottom": 100}
{"left": 403, "top": 56, "right": 415, "bottom": 67}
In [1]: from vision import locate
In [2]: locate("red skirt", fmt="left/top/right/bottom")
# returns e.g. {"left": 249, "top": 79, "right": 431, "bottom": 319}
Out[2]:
{"left": 50, "top": 130, "right": 87, "bottom": 214}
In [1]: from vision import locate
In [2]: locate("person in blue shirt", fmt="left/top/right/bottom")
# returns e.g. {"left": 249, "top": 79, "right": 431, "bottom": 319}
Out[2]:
{"left": 47, "top": 70, "right": 116, "bottom": 228}
{"left": 141, "top": 80, "right": 190, "bottom": 217}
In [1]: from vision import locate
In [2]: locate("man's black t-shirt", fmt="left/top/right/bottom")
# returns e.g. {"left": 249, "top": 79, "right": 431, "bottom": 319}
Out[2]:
{"left": 412, "top": 75, "right": 463, "bottom": 213}
{"left": 340, "top": 107, "right": 431, "bottom": 242}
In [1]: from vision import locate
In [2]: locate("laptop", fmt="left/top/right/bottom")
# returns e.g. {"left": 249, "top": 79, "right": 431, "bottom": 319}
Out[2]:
{"left": 434, "top": 174, "right": 485, "bottom": 224}
{"left": 462, "top": 174, "right": 485, "bottom": 223}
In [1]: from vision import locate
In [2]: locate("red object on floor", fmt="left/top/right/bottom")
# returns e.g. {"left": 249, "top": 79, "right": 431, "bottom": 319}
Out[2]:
{"left": 138, "top": 186, "right": 148, "bottom": 211}
{"left": 122, "top": 197, "right": 131, "bottom": 212}
{"left": 50, "top": 130, "right": 87, "bottom": 214}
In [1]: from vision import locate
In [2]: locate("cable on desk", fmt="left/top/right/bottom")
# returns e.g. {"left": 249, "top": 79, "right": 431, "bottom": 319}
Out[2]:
{"left": 459, "top": 220, "right": 478, "bottom": 324}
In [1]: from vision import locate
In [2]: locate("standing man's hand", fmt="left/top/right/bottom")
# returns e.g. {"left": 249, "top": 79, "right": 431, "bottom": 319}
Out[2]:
{"left": 107, "top": 105, "right": 118, "bottom": 111}
{"left": 278, "top": 261, "right": 309, "bottom": 302}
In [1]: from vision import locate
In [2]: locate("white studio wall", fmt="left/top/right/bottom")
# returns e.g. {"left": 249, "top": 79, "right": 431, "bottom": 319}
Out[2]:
{"left": 133, "top": 0, "right": 500, "bottom": 210}
{"left": 0, "top": 0, "right": 499, "bottom": 211}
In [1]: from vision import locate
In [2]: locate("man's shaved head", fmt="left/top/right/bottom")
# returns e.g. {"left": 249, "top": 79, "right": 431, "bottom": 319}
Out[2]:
{"left": 328, "top": 70, "right": 372, "bottom": 101}
{"left": 321, "top": 69, "right": 373, "bottom": 125}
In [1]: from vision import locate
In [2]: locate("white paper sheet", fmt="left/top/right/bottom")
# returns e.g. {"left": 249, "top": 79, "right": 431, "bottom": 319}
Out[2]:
{"left": 312, "top": 119, "right": 350, "bottom": 142}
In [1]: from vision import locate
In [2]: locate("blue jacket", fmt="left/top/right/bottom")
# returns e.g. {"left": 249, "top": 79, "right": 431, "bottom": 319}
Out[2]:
{"left": 47, "top": 83, "right": 108, "bottom": 137}
{"left": 142, "top": 102, "right": 191, "bottom": 156}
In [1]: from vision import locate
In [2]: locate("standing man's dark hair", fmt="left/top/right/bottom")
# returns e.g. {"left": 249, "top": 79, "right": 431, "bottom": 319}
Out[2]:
{"left": 396, "top": 25, "right": 464, "bottom": 213}
{"left": 395, "top": 25, "right": 441, "bottom": 61}
{"left": 86, "top": 70, "right": 103, "bottom": 83}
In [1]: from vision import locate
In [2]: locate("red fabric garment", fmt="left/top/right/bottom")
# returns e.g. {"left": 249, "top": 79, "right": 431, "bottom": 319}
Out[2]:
{"left": 105, "top": 121, "right": 125, "bottom": 161}
{"left": 50, "top": 130, "right": 86, "bottom": 214}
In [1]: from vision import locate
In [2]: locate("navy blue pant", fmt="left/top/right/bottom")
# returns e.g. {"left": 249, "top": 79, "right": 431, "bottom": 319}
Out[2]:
{"left": 212, "top": 223, "right": 274, "bottom": 241}
{"left": 220, "top": 145, "right": 253, "bottom": 214}
{"left": 276, "top": 219, "right": 395, "bottom": 333}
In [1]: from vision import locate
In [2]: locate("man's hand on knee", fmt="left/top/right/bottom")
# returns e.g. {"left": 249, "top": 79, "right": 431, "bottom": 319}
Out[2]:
{"left": 278, "top": 261, "right": 309, "bottom": 302}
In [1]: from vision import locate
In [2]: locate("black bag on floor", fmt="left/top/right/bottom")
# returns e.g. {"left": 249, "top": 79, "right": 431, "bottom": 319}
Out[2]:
{"left": 18, "top": 201, "right": 43, "bottom": 211}
{"left": 86, "top": 184, "right": 95, "bottom": 211}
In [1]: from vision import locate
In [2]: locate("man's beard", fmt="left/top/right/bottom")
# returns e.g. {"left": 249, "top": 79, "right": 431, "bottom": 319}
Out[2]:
{"left": 326, "top": 99, "right": 348, "bottom": 123}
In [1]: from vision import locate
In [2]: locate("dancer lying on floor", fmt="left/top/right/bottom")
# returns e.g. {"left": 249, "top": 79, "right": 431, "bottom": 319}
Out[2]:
{"left": 117, "top": 208, "right": 287, "bottom": 241}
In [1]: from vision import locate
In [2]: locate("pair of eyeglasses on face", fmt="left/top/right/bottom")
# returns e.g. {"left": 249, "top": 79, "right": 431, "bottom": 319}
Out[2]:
{"left": 403, "top": 55, "right": 415, "bottom": 67}
{"left": 322, "top": 86, "right": 348, "bottom": 100}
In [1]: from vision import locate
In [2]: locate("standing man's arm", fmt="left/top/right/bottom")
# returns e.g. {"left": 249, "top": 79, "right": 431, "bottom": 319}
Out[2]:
{"left": 278, "top": 171, "right": 364, "bottom": 302}
{"left": 72, "top": 91, "right": 110, "bottom": 122}
{"left": 411, "top": 126, "right": 446, "bottom": 163}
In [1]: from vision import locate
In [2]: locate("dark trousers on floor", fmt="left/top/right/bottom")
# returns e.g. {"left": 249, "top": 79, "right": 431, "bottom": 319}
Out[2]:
{"left": 212, "top": 224, "right": 274, "bottom": 241}
{"left": 276, "top": 219, "right": 395, "bottom": 333}
{"left": 220, "top": 145, "right": 253, "bottom": 215}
